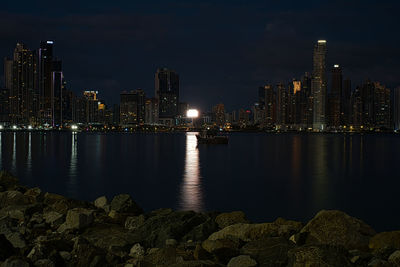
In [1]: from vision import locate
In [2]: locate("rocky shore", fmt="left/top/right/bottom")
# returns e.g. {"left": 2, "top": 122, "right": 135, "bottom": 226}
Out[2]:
{"left": 0, "top": 171, "right": 399, "bottom": 267}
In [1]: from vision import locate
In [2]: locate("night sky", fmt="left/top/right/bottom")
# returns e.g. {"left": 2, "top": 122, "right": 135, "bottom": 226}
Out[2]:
{"left": 1, "top": 0, "right": 399, "bottom": 111}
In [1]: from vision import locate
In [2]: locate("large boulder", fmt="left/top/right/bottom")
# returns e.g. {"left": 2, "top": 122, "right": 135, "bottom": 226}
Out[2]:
{"left": 110, "top": 194, "right": 143, "bottom": 215}
{"left": 227, "top": 255, "right": 257, "bottom": 267}
{"left": 208, "top": 218, "right": 302, "bottom": 242}
{"left": 1, "top": 257, "right": 30, "bottom": 267}
{"left": 215, "top": 211, "right": 249, "bottom": 229}
{"left": 300, "top": 210, "right": 376, "bottom": 251}
{"left": 58, "top": 208, "right": 94, "bottom": 231}
{"left": 202, "top": 238, "right": 240, "bottom": 264}
{"left": 388, "top": 250, "right": 400, "bottom": 266}
{"left": 369, "top": 231, "right": 400, "bottom": 252}
{"left": 287, "top": 244, "right": 352, "bottom": 267}
{"left": 0, "top": 191, "right": 31, "bottom": 208}
{"left": 93, "top": 196, "right": 109, "bottom": 212}
{"left": 240, "top": 237, "right": 294, "bottom": 266}
{"left": 124, "top": 215, "right": 146, "bottom": 231}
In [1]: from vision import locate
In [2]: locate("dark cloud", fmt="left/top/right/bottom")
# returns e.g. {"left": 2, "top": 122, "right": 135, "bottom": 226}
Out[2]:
{"left": 0, "top": 1, "right": 399, "bottom": 111}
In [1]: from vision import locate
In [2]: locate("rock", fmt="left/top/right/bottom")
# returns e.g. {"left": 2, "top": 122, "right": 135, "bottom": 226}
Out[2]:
{"left": 124, "top": 215, "right": 145, "bottom": 231}
{"left": 208, "top": 218, "right": 302, "bottom": 242}
{"left": 168, "top": 260, "right": 222, "bottom": 267}
{"left": 289, "top": 232, "right": 308, "bottom": 246}
{"left": 368, "top": 258, "right": 391, "bottom": 267}
{"left": 110, "top": 194, "right": 143, "bottom": 215}
{"left": 6, "top": 232, "right": 26, "bottom": 249}
{"left": 59, "top": 251, "right": 71, "bottom": 261}
{"left": 24, "top": 187, "right": 43, "bottom": 203}
{"left": 0, "top": 191, "right": 31, "bottom": 208}
{"left": 1, "top": 257, "right": 30, "bottom": 267}
{"left": 240, "top": 237, "right": 294, "bottom": 266}
{"left": 59, "top": 208, "right": 94, "bottom": 231}
{"left": 143, "top": 247, "right": 177, "bottom": 266}
{"left": 129, "top": 243, "right": 145, "bottom": 258}
{"left": 287, "top": 244, "right": 352, "bottom": 267}
{"left": 28, "top": 245, "right": 45, "bottom": 262}
{"left": 369, "top": 231, "right": 400, "bottom": 252}
{"left": 215, "top": 211, "right": 249, "bottom": 229}
{"left": 0, "top": 235, "right": 15, "bottom": 261}
{"left": 301, "top": 209, "right": 376, "bottom": 251}
{"left": 202, "top": 238, "right": 240, "bottom": 264}
{"left": 43, "top": 211, "right": 64, "bottom": 228}
{"left": 71, "top": 236, "right": 108, "bottom": 267}
{"left": 194, "top": 244, "right": 213, "bottom": 260}
{"left": 227, "top": 255, "right": 257, "bottom": 267}
{"left": 388, "top": 250, "right": 400, "bottom": 266}
{"left": 0, "top": 171, "right": 19, "bottom": 190}
{"left": 94, "top": 196, "right": 108, "bottom": 210}
{"left": 183, "top": 217, "right": 219, "bottom": 243}
{"left": 81, "top": 223, "right": 137, "bottom": 257}
{"left": 34, "top": 259, "right": 55, "bottom": 267}
{"left": 44, "top": 193, "right": 91, "bottom": 215}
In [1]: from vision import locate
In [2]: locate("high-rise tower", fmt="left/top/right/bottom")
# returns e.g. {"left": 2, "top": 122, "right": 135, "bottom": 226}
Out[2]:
{"left": 155, "top": 68, "right": 179, "bottom": 120}
{"left": 311, "top": 40, "right": 327, "bottom": 131}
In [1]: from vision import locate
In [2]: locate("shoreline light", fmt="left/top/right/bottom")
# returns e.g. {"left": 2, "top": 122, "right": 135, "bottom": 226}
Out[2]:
{"left": 334, "top": 64, "right": 339, "bottom": 68}
{"left": 318, "top": 40, "right": 327, "bottom": 43}
{"left": 187, "top": 109, "right": 199, "bottom": 118}
{"left": 71, "top": 125, "right": 78, "bottom": 130}
{"left": 12, "top": 125, "right": 17, "bottom": 130}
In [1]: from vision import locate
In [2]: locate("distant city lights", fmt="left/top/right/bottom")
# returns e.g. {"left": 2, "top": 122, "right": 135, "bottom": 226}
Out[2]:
{"left": 187, "top": 109, "right": 199, "bottom": 118}
{"left": 71, "top": 125, "right": 78, "bottom": 130}
{"left": 28, "top": 125, "right": 33, "bottom": 130}
{"left": 12, "top": 125, "right": 17, "bottom": 129}
{"left": 0, "top": 125, "right": 3, "bottom": 130}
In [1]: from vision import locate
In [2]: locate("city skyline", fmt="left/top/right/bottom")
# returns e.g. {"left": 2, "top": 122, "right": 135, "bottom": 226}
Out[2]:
{"left": 0, "top": 1, "right": 399, "bottom": 111}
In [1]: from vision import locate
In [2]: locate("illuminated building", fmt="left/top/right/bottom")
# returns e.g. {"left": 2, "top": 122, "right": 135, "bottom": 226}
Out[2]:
{"left": 341, "top": 79, "right": 352, "bottom": 126}
{"left": 373, "top": 82, "right": 391, "bottom": 129}
{"left": 312, "top": 40, "right": 327, "bottom": 131}
{"left": 145, "top": 98, "right": 159, "bottom": 124}
{"left": 328, "top": 65, "right": 342, "bottom": 128}
{"left": 51, "top": 60, "right": 64, "bottom": 126}
{"left": 11, "top": 43, "right": 37, "bottom": 124}
{"left": 120, "top": 89, "right": 145, "bottom": 125}
{"left": 38, "top": 41, "right": 54, "bottom": 125}
{"left": 276, "top": 82, "right": 288, "bottom": 127}
{"left": 0, "top": 88, "right": 9, "bottom": 123}
{"left": 155, "top": 68, "right": 179, "bottom": 121}
{"left": 212, "top": 103, "right": 225, "bottom": 128}
{"left": 300, "top": 73, "right": 312, "bottom": 128}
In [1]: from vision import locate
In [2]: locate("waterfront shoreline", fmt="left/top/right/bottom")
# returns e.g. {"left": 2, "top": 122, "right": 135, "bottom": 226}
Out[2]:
{"left": 0, "top": 171, "right": 399, "bottom": 266}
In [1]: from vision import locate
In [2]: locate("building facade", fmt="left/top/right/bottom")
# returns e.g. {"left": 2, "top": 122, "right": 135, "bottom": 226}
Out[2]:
{"left": 312, "top": 40, "right": 327, "bottom": 131}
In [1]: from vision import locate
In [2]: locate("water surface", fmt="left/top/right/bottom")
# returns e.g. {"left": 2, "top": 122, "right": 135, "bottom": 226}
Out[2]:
{"left": 0, "top": 131, "right": 399, "bottom": 231}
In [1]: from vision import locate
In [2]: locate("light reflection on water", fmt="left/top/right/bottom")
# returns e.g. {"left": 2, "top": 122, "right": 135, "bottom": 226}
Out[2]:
{"left": 179, "top": 132, "right": 204, "bottom": 212}
{"left": 67, "top": 132, "right": 78, "bottom": 198}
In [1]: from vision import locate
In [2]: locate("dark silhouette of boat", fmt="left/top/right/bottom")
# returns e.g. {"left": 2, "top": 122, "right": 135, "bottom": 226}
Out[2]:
{"left": 196, "top": 130, "right": 229, "bottom": 144}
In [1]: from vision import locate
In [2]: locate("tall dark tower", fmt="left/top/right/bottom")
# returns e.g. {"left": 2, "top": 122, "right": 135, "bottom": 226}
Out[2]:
{"left": 155, "top": 68, "right": 179, "bottom": 120}
{"left": 38, "top": 40, "right": 54, "bottom": 125}
{"left": 329, "top": 64, "right": 342, "bottom": 128}
{"left": 311, "top": 40, "right": 327, "bottom": 131}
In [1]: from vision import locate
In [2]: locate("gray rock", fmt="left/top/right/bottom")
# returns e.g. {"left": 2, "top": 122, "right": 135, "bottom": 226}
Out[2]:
{"left": 202, "top": 238, "right": 240, "bottom": 264}
{"left": 110, "top": 194, "right": 143, "bottom": 215}
{"left": 287, "top": 244, "right": 352, "bottom": 267}
{"left": 301, "top": 209, "right": 376, "bottom": 251}
{"left": 143, "top": 247, "right": 177, "bottom": 266}
{"left": 166, "top": 238, "right": 178, "bottom": 247}
{"left": 24, "top": 187, "right": 43, "bottom": 202}
{"left": 1, "top": 258, "right": 30, "bottom": 267}
{"left": 6, "top": 232, "right": 26, "bottom": 249}
{"left": 129, "top": 243, "right": 145, "bottom": 258}
{"left": 388, "top": 250, "right": 400, "bottom": 266}
{"left": 240, "top": 237, "right": 294, "bottom": 266}
{"left": 27, "top": 245, "right": 45, "bottom": 262}
{"left": 59, "top": 208, "right": 94, "bottom": 230}
{"left": 43, "top": 211, "right": 64, "bottom": 228}
{"left": 368, "top": 258, "right": 391, "bottom": 267}
{"left": 208, "top": 218, "right": 302, "bottom": 242}
{"left": 94, "top": 196, "right": 108, "bottom": 210}
{"left": 34, "top": 259, "right": 55, "bottom": 267}
{"left": 227, "top": 255, "right": 257, "bottom": 267}
{"left": 369, "top": 231, "right": 400, "bottom": 252}
{"left": 125, "top": 215, "right": 145, "bottom": 231}
{"left": 59, "top": 251, "right": 71, "bottom": 261}
{"left": 215, "top": 211, "right": 249, "bottom": 229}
{"left": 0, "top": 191, "right": 31, "bottom": 208}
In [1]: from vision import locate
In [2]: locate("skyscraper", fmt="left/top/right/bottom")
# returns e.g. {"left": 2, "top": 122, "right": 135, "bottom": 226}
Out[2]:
{"left": 276, "top": 82, "right": 288, "bottom": 127}
{"left": 155, "top": 68, "right": 179, "bottom": 121}
{"left": 120, "top": 90, "right": 146, "bottom": 125}
{"left": 37, "top": 41, "right": 54, "bottom": 124}
{"left": 51, "top": 60, "right": 64, "bottom": 126}
{"left": 328, "top": 65, "right": 342, "bottom": 128}
{"left": 11, "top": 43, "right": 37, "bottom": 124}
{"left": 311, "top": 40, "right": 327, "bottom": 131}
{"left": 4, "top": 57, "right": 13, "bottom": 91}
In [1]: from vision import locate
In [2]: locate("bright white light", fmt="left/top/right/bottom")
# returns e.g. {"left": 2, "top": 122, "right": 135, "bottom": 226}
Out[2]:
{"left": 28, "top": 125, "right": 33, "bottom": 130}
{"left": 0, "top": 125, "right": 3, "bottom": 130}
{"left": 318, "top": 40, "right": 327, "bottom": 43}
{"left": 334, "top": 64, "right": 339, "bottom": 68}
{"left": 187, "top": 109, "right": 199, "bottom": 118}
{"left": 71, "top": 125, "right": 78, "bottom": 130}
{"left": 12, "top": 125, "right": 17, "bottom": 129}
{"left": 47, "top": 41, "right": 54, "bottom": 44}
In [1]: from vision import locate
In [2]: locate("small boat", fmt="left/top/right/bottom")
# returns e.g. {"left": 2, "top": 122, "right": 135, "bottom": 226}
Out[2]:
{"left": 196, "top": 130, "right": 229, "bottom": 144}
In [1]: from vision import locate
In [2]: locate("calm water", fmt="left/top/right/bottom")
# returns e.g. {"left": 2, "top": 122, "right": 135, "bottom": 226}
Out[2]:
{"left": 0, "top": 131, "right": 399, "bottom": 231}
